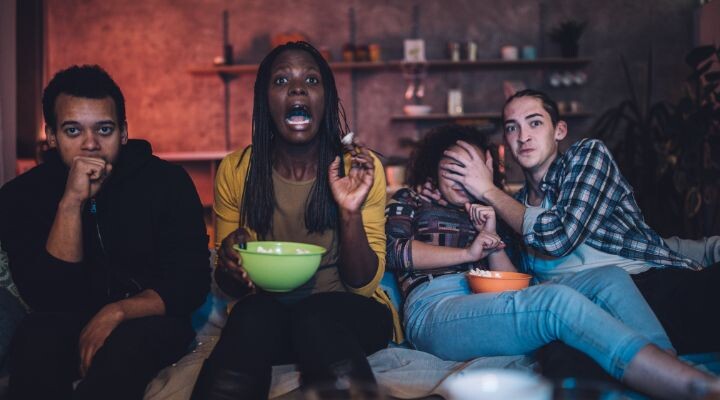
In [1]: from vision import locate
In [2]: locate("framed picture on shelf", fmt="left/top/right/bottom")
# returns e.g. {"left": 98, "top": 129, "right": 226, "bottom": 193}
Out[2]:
{"left": 403, "top": 39, "right": 426, "bottom": 62}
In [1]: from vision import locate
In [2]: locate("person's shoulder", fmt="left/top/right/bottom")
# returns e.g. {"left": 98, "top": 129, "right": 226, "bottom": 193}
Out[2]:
{"left": 567, "top": 138, "right": 612, "bottom": 158}
{"left": 560, "top": 139, "right": 615, "bottom": 169}
{"left": 0, "top": 162, "right": 54, "bottom": 199}
{"left": 224, "top": 146, "right": 252, "bottom": 164}
{"left": 389, "top": 188, "right": 424, "bottom": 208}
{"left": 218, "top": 146, "right": 252, "bottom": 173}
{"left": 142, "top": 154, "right": 188, "bottom": 179}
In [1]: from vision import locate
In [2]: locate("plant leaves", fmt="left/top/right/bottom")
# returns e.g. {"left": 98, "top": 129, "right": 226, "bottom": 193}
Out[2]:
{"left": 627, "top": 100, "right": 643, "bottom": 123}
{"left": 591, "top": 108, "right": 617, "bottom": 139}
{"left": 705, "top": 71, "right": 720, "bottom": 82}
{"left": 688, "top": 60, "right": 714, "bottom": 81}
{"left": 686, "top": 45, "right": 716, "bottom": 68}
{"left": 621, "top": 55, "right": 639, "bottom": 106}
{"left": 703, "top": 82, "right": 719, "bottom": 98}
{"left": 678, "top": 97, "right": 694, "bottom": 114}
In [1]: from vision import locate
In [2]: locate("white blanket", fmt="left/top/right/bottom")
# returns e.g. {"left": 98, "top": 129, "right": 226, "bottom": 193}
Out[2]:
{"left": 143, "top": 336, "right": 535, "bottom": 400}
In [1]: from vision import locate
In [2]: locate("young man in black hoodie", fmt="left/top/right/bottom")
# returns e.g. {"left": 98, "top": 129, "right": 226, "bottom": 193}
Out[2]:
{"left": 0, "top": 65, "right": 210, "bottom": 400}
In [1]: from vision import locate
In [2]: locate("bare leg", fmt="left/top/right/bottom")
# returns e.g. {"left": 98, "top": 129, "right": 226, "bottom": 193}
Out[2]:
{"left": 623, "top": 344, "right": 720, "bottom": 400}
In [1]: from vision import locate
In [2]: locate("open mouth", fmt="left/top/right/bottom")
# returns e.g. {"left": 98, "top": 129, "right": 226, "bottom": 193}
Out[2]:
{"left": 285, "top": 104, "right": 312, "bottom": 126}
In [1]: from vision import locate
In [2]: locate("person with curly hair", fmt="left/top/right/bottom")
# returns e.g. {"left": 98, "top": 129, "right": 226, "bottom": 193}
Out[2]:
{"left": 387, "top": 123, "right": 720, "bottom": 400}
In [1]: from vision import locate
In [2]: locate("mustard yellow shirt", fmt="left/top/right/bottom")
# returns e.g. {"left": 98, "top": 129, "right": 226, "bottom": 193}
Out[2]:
{"left": 214, "top": 146, "right": 402, "bottom": 341}
{"left": 214, "top": 146, "right": 386, "bottom": 296}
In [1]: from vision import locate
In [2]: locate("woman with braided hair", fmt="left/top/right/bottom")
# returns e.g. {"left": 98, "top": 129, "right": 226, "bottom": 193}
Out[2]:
{"left": 190, "top": 41, "right": 395, "bottom": 399}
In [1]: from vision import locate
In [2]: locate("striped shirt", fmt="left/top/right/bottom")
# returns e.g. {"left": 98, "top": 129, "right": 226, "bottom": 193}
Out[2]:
{"left": 385, "top": 189, "right": 485, "bottom": 298}
{"left": 515, "top": 138, "right": 700, "bottom": 271}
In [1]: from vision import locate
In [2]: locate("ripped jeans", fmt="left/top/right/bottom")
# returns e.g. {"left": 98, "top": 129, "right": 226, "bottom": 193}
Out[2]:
{"left": 403, "top": 266, "right": 672, "bottom": 379}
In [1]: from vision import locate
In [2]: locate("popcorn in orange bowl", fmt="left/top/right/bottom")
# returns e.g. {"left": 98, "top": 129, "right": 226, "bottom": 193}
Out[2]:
{"left": 466, "top": 268, "right": 532, "bottom": 293}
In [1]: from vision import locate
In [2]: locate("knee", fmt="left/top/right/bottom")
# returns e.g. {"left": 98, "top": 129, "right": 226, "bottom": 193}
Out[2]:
{"left": 91, "top": 322, "right": 190, "bottom": 377}
{"left": 220, "top": 295, "right": 288, "bottom": 345}
{"left": 9, "top": 314, "right": 69, "bottom": 371}
{"left": 531, "top": 284, "right": 589, "bottom": 314}
{"left": 291, "top": 311, "right": 329, "bottom": 341}
{"left": 539, "top": 283, "right": 579, "bottom": 301}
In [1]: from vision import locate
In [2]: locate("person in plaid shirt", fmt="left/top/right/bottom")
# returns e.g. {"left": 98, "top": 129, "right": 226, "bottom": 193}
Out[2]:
{"left": 438, "top": 89, "right": 720, "bottom": 356}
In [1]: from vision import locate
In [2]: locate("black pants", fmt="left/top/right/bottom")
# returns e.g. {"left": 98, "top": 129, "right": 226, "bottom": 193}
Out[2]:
{"left": 8, "top": 312, "right": 194, "bottom": 400}
{"left": 632, "top": 264, "right": 720, "bottom": 354}
{"left": 207, "top": 291, "right": 393, "bottom": 391}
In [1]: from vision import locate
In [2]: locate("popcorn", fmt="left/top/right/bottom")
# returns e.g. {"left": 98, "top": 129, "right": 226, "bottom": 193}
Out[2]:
{"left": 255, "top": 246, "right": 310, "bottom": 255}
{"left": 255, "top": 246, "right": 277, "bottom": 254}
{"left": 341, "top": 132, "right": 355, "bottom": 147}
{"left": 468, "top": 268, "right": 502, "bottom": 278}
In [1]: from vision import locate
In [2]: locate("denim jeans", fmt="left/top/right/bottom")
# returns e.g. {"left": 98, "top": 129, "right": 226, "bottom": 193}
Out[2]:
{"left": 403, "top": 266, "right": 671, "bottom": 380}
{"left": 0, "top": 288, "right": 25, "bottom": 374}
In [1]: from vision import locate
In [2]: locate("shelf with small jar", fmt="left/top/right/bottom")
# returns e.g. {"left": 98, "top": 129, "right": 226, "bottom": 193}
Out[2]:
{"left": 187, "top": 57, "right": 591, "bottom": 76}
{"left": 390, "top": 111, "right": 593, "bottom": 122}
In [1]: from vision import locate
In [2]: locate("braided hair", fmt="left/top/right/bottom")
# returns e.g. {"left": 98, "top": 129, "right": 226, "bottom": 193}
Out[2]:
{"left": 240, "top": 41, "right": 350, "bottom": 238}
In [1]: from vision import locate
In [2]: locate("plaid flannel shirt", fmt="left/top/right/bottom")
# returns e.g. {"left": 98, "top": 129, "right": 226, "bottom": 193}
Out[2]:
{"left": 515, "top": 138, "right": 701, "bottom": 270}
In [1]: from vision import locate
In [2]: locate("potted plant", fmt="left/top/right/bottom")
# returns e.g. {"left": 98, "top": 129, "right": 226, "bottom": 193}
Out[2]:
{"left": 592, "top": 45, "right": 720, "bottom": 237}
{"left": 549, "top": 20, "right": 587, "bottom": 58}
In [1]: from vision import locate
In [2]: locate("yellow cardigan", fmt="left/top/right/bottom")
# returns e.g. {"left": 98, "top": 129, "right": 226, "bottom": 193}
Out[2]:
{"left": 214, "top": 146, "right": 403, "bottom": 342}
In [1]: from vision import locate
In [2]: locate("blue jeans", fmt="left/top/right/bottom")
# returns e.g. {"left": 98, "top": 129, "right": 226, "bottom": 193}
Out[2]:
{"left": 403, "top": 266, "right": 672, "bottom": 379}
{"left": 0, "top": 288, "right": 25, "bottom": 374}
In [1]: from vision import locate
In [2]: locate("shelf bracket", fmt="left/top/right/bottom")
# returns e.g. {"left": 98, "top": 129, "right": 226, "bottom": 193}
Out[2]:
{"left": 219, "top": 72, "right": 238, "bottom": 151}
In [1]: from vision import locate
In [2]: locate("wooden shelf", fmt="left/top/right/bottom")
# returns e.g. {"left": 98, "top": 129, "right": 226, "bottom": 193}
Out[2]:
{"left": 391, "top": 111, "right": 593, "bottom": 122}
{"left": 188, "top": 58, "right": 591, "bottom": 76}
{"left": 188, "top": 62, "right": 389, "bottom": 75}
{"left": 401, "top": 58, "right": 591, "bottom": 70}
{"left": 156, "top": 150, "right": 230, "bottom": 162}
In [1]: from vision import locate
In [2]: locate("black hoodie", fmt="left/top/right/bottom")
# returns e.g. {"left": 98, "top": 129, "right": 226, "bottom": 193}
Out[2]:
{"left": 0, "top": 140, "right": 209, "bottom": 317}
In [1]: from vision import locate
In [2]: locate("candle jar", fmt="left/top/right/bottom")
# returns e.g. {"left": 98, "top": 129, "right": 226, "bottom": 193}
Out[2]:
{"left": 466, "top": 41, "right": 478, "bottom": 61}
{"left": 447, "top": 41, "right": 461, "bottom": 62}
{"left": 342, "top": 43, "right": 356, "bottom": 62}
{"left": 447, "top": 89, "right": 463, "bottom": 115}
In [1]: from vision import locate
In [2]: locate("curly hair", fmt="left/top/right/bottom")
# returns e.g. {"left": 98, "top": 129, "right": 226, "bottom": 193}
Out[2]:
{"left": 406, "top": 124, "right": 504, "bottom": 189}
{"left": 240, "top": 41, "right": 350, "bottom": 238}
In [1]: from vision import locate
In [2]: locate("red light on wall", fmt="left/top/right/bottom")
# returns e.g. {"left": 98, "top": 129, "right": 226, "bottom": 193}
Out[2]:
{"left": 498, "top": 144, "right": 506, "bottom": 174}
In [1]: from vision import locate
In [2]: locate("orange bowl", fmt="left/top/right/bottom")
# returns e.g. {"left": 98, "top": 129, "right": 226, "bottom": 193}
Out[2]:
{"left": 466, "top": 271, "right": 532, "bottom": 293}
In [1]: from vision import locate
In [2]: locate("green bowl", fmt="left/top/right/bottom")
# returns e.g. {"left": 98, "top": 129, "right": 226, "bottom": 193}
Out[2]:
{"left": 233, "top": 241, "right": 326, "bottom": 292}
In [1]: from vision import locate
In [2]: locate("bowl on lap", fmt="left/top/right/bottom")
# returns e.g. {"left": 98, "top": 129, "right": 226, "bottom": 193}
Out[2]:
{"left": 466, "top": 270, "right": 532, "bottom": 293}
{"left": 234, "top": 241, "right": 326, "bottom": 292}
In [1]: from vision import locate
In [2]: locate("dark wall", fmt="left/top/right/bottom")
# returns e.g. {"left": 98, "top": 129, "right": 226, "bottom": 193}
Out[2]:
{"left": 44, "top": 0, "right": 697, "bottom": 177}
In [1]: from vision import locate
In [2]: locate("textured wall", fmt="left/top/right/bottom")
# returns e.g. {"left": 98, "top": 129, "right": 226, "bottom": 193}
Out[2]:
{"left": 45, "top": 0, "right": 697, "bottom": 179}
